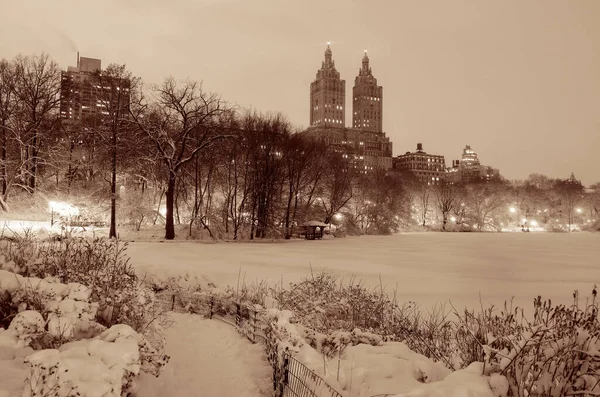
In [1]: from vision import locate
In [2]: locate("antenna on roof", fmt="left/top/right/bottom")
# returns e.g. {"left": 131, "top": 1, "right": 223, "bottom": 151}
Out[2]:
{"left": 77, "top": 52, "right": 80, "bottom": 69}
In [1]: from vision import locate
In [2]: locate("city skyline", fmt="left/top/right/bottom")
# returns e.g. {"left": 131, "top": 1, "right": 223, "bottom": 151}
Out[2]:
{"left": 1, "top": 0, "right": 599, "bottom": 185}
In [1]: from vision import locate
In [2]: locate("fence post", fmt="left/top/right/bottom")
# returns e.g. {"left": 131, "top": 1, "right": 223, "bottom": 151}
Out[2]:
{"left": 251, "top": 308, "right": 257, "bottom": 343}
{"left": 171, "top": 293, "right": 175, "bottom": 311}
{"left": 280, "top": 352, "right": 289, "bottom": 397}
{"left": 272, "top": 343, "right": 278, "bottom": 395}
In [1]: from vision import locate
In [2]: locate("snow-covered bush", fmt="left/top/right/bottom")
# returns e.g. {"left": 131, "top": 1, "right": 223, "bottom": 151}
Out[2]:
{"left": 0, "top": 236, "right": 171, "bottom": 396}
{"left": 301, "top": 326, "right": 384, "bottom": 357}
{"left": 456, "top": 288, "right": 600, "bottom": 396}
{"left": 21, "top": 324, "right": 145, "bottom": 397}
{"left": 272, "top": 272, "right": 398, "bottom": 332}
{"left": 0, "top": 270, "right": 170, "bottom": 396}
{"left": 0, "top": 237, "right": 167, "bottom": 335}
{"left": 218, "top": 272, "right": 600, "bottom": 396}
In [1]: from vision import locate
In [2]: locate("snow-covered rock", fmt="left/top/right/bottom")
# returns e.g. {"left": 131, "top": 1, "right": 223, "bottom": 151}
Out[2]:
{"left": 22, "top": 324, "right": 142, "bottom": 397}
{"left": 7, "top": 311, "right": 45, "bottom": 348}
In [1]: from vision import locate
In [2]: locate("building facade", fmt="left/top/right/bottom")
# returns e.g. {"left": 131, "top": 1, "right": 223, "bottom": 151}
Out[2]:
{"left": 60, "top": 54, "right": 131, "bottom": 122}
{"left": 445, "top": 145, "right": 500, "bottom": 184}
{"left": 352, "top": 51, "right": 383, "bottom": 132}
{"left": 303, "top": 127, "right": 392, "bottom": 171}
{"left": 392, "top": 143, "right": 446, "bottom": 185}
{"left": 305, "top": 44, "right": 392, "bottom": 172}
{"left": 309, "top": 43, "right": 346, "bottom": 128}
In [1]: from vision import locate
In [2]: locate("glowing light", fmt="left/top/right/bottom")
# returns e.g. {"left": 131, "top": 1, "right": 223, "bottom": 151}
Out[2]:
{"left": 530, "top": 220, "right": 538, "bottom": 227}
{"left": 576, "top": 208, "right": 583, "bottom": 213}
{"left": 334, "top": 213, "right": 343, "bottom": 221}
{"left": 159, "top": 207, "right": 167, "bottom": 217}
{"left": 48, "top": 201, "right": 79, "bottom": 217}
{"left": 450, "top": 217, "right": 457, "bottom": 222}
{"left": 509, "top": 207, "right": 517, "bottom": 213}
{"left": 327, "top": 41, "right": 331, "bottom": 46}
{"left": 522, "top": 218, "right": 527, "bottom": 223}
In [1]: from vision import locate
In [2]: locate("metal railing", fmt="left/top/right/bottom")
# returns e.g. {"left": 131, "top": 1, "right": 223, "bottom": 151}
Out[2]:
{"left": 280, "top": 352, "right": 344, "bottom": 397}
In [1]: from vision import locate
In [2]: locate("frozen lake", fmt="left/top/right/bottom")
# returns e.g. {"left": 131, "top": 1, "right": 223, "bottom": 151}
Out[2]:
{"left": 128, "top": 232, "right": 600, "bottom": 313}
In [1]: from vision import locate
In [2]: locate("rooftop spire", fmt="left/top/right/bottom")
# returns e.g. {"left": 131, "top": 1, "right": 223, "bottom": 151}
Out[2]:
{"left": 324, "top": 41, "right": 333, "bottom": 65}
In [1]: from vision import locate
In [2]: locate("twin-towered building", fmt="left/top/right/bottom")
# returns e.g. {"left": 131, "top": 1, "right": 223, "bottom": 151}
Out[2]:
{"left": 304, "top": 43, "right": 500, "bottom": 182}
{"left": 303, "top": 44, "right": 393, "bottom": 171}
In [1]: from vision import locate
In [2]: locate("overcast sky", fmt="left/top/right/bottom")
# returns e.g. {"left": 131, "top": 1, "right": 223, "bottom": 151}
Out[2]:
{"left": 1, "top": 0, "right": 599, "bottom": 185}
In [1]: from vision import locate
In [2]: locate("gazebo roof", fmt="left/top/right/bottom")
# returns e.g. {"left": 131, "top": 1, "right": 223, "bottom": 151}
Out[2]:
{"left": 301, "top": 221, "right": 329, "bottom": 227}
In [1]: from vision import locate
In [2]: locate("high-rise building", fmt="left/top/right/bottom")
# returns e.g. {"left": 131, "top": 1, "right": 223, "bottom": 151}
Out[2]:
{"left": 392, "top": 143, "right": 446, "bottom": 185}
{"left": 309, "top": 43, "right": 346, "bottom": 128}
{"left": 305, "top": 44, "right": 392, "bottom": 172}
{"left": 59, "top": 54, "right": 130, "bottom": 122}
{"left": 352, "top": 51, "right": 383, "bottom": 133}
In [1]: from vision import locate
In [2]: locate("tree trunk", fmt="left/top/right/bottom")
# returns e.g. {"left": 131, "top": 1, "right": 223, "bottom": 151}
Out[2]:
{"left": 1, "top": 122, "right": 6, "bottom": 198}
{"left": 284, "top": 183, "right": 294, "bottom": 239}
{"left": 165, "top": 173, "right": 176, "bottom": 240}
{"left": 29, "top": 130, "right": 38, "bottom": 190}
{"left": 67, "top": 140, "right": 75, "bottom": 194}
{"left": 109, "top": 127, "right": 117, "bottom": 239}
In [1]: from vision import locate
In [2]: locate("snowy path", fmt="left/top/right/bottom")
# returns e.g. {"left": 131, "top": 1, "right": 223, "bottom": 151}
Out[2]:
{"left": 136, "top": 313, "right": 272, "bottom": 397}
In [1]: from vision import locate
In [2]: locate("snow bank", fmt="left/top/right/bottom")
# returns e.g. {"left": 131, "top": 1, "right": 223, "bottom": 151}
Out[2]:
{"left": 0, "top": 346, "right": 33, "bottom": 397}
{"left": 264, "top": 308, "right": 508, "bottom": 397}
{"left": 23, "top": 324, "right": 141, "bottom": 397}
{"left": 0, "top": 269, "right": 165, "bottom": 397}
{"left": 0, "top": 270, "right": 98, "bottom": 341}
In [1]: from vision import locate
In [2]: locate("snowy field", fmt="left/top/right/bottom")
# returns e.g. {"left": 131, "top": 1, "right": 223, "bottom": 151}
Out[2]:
{"left": 129, "top": 232, "right": 600, "bottom": 313}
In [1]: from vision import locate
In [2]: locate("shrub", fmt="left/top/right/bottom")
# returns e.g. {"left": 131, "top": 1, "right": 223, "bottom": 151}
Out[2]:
{"left": 457, "top": 288, "right": 600, "bottom": 396}
{"left": 212, "top": 272, "right": 600, "bottom": 395}
{"left": 0, "top": 235, "right": 170, "bottom": 381}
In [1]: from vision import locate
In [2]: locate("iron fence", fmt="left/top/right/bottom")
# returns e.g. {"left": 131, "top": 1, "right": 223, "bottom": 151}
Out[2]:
{"left": 280, "top": 351, "right": 344, "bottom": 397}
{"left": 156, "top": 290, "right": 345, "bottom": 397}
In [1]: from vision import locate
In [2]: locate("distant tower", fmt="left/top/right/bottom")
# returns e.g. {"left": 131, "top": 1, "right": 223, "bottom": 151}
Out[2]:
{"left": 461, "top": 145, "right": 480, "bottom": 165}
{"left": 352, "top": 50, "right": 383, "bottom": 133}
{"left": 310, "top": 42, "right": 346, "bottom": 128}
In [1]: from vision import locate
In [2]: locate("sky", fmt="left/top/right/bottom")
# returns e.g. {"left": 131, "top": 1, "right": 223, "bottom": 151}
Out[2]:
{"left": 1, "top": 0, "right": 599, "bottom": 185}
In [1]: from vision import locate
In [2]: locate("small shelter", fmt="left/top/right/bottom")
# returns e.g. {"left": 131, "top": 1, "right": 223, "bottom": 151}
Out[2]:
{"left": 300, "top": 221, "right": 329, "bottom": 240}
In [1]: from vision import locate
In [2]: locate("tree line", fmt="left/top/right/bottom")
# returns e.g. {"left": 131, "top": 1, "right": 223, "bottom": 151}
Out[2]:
{"left": 0, "top": 53, "right": 598, "bottom": 239}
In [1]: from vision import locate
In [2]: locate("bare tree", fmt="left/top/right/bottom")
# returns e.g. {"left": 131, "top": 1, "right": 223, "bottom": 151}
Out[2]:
{"left": 246, "top": 113, "right": 288, "bottom": 239}
{"left": 83, "top": 64, "right": 137, "bottom": 238}
{"left": 554, "top": 173, "right": 585, "bottom": 231}
{"left": 435, "top": 181, "right": 457, "bottom": 231}
{"left": 416, "top": 183, "right": 432, "bottom": 227}
{"left": 0, "top": 59, "right": 17, "bottom": 211}
{"left": 588, "top": 182, "right": 600, "bottom": 217}
{"left": 282, "top": 133, "right": 326, "bottom": 238}
{"left": 318, "top": 153, "right": 355, "bottom": 224}
{"left": 465, "top": 182, "right": 509, "bottom": 231}
{"left": 131, "top": 77, "right": 232, "bottom": 240}
{"left": 13, "top": 53, "right": 61, "bottom": 191}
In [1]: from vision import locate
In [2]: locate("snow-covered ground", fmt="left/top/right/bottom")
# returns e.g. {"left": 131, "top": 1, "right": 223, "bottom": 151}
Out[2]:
{"left": 136, "top": 313, "right": 272, "bottom": 397}
{"left": 128, "top": 232, "right": 600, "bottom": 312}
